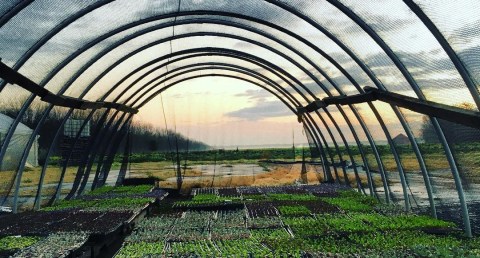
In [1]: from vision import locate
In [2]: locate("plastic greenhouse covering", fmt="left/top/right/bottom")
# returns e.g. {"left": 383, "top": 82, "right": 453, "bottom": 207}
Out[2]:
{"left": 0, "top": 0, "right": 480, "bottom": 245}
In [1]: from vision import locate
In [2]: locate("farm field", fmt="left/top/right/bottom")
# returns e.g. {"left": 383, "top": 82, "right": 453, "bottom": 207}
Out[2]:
{"left": 3, "top": 142, "right": 480, "bottom": 203}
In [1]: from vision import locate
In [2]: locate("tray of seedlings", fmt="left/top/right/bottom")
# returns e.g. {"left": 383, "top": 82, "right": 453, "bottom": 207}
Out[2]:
{"left": 0, "top": 236, "right": 42, "bottom": 257}
{"left": 79, "top": 188, "right": 167, "bottom": 202}
{"left": 166, "top": 211, "right": 214, "bottom": 242}
{"left": 237, "top": 186, "right": 262, "bottom": 195}
{"left": 191, "top": 188, "right": 217, "bottom": 195}
{"left": 284, "top": 187, "right": 308, "bottom": 194}
{"left": 217, "top": 187, "right": 240, "bottom": 197}
{"left": 43, "top": 196, "right": 156, "bottom": 213}
{"left": 246, "top": 207, "right": 283, "bottom": 230}
{"left": 49, "top": 210, "right": 131, "bottom": 234}
{"left": 173, "top": 194, "right": 244, "bottom": 211}
{"left": 10, "top": 232, "right": 90, "bottom": 258}
{"left": 166, "top": 240, "right": 219, "bottom": 257}
{"left": 114, "top": 186, "right": 480, "bottom": 257}
{"left": 214, "top": 239, "right": 272, "bottom": 257}
{"left": 0, "top": 210, "right": 68, "bottom": 236}
{"left": 304, "top": 184, "right": 350, "bottom": 197}
{"left": 211, "top": 210, "right": 249, "bottom": 240}
{"left": 267, "top": 199, "right": 341, "bottom": 215}
{"left": 245, "top": 202, "right": 278, "bottom": 218}
{"left": 303, "top": 200, "right": 341, "bottom": 214}
{"left": 124, "top": 216, "right": 176, "bottom": 244}
{"left": 0, "top": 209, "right": 120, "bottom": 237}
{"left": 278, "top": 205, "right": 312, "bottom": 217}
{"left": 1, "top": 185, "right": 166, "bottom": 258}
{"left": 242, "top": 194, "right": 268, "bottom": 203}
{"left": 115, "top": 215, "right": 176, "bottom": 257}
{"left": 115, "top": 241, "right": 165, "bottom": 258}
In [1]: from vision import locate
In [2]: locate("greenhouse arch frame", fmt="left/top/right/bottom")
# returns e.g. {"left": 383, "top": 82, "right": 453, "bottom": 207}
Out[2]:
{"left": 0, "top": 0, "right": 479, "bottom": 237}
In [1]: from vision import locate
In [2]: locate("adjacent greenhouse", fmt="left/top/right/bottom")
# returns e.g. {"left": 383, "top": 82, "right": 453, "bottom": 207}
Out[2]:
{"left": 0, "top": 0, "right": 480, "bottom": 256}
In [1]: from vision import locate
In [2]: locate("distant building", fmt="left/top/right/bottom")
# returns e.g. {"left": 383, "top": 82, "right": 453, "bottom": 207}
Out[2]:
{"left": 392, "top": 133, "right": 410, "bottom": 145}
{"left": 60, "top": 119, "right": 91, "bottom": 166}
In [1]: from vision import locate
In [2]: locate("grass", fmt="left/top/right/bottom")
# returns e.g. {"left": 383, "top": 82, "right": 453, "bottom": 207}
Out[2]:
{"left": 0, "top": 166, "right": 87, "bottom": 191}
{"left": 157, "top": 164, "right": 323, "bottom": 192}
{"left": 1, "top": 165, "right": 115, "bottom": 202}
{"left": 354, "top": 153, "right": 451, "bottom": 172}
{"left": 2, "top": 143, "right": 480, "bottom": 200}
{"left": 128, "top": 161, "right": 203, "bottom": 179}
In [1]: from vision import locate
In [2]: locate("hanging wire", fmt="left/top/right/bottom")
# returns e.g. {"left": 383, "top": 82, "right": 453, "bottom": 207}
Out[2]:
{"left": 158, "top": 0, "right": 182, "bottom": 190}
{"left": 171, "top": 106, "right": 183, "bottom": 190}
{"left": 211, "top": 150, "right": 217, "bottom": 188}
{"left": 159, "top": 93, "right": 176, "bottom": 185}
{"left": 182, "top": 139, "right": 189, "bottom": 181}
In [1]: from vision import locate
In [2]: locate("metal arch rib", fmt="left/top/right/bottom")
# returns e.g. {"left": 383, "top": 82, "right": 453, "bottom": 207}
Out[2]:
{"left": 263, "top": 0, "right": 438, "bottom": 218}
{"left": 325, "top": 0, "right": 471, "bottom": 236}
{"left": 4, "top": 13, "right": 390, "bottom": 199}
{"left": 403, "top": 0, "right": 480, "bottom": 109}
{"left": 4, "top": 11, "right": 390, "bottom": 206}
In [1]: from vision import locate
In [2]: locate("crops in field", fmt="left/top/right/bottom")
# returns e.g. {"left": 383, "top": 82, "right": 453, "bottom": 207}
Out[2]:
{"left": 3, "top": 183, "right": 480, "bottom": 257}
{"left": 0, "top": 185, "right": 166, "bottom": 257}
{"left": 116, "top": 185, "right": 480, "bottom": 257}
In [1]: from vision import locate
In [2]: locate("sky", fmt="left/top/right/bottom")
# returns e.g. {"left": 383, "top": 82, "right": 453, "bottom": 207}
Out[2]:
{"left": 136, "top": 76, "right": 308, "bottom": 148}
{"left": 1, "top": 0, "right": 479, "bottom": 148}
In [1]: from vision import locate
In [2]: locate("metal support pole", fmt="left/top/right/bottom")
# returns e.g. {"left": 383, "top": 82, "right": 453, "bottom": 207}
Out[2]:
{"left": 327, "top": 0, "right": 470, "bottom": 235}
{"left": 432, "top": 117, "right": 472, "bottom": 237}
{"left": 403, "top": 0, "right": 480, "bottom": 109}
{"left": 90, "top": 113, "right": 131, "bottom": 190}
{"left": 369, "top": 104, "right": 410, "bottom": 210}
{"left": 116, "top": 128, "right": 132, "bottom": 186}
{"left": 323, "top": 109, "right": 365, "bottom": 193}
{"left": 349, "top": 105, "right": 392, "bottom": 203}
{"left": 307, "top": 112, "right": 336, "bottom": 183}
{"left": 97, "top": 116, "right": 133, "bottom": 188}
{"left": 392, "top": 107, "right": 437, "bottom": 217}
{"left": 11, "top": 105, "right": 54, "bottom": 212}
{"left": 316, "top": 111, "right": 350, "bottom": 186}
{"left": 78, "top": 112, "right": 127, "bottom": 196}
{"left": 34, "top": 110, "right": 95, "bottom": 209}
{"left": 64, "top": 110, "right": 117, "bottom": 199}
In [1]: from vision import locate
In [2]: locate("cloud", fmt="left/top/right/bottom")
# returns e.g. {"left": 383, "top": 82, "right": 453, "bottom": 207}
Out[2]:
{"left": 322, "top": 10, "right": 416, "bottom": 38}
{"left": 225, "top": 100, "right": 293, "bottom": 121}
{"left": 451, "top": 20, "right": 480, "bottom": 43}
{"left": 234, "top": 89, "right": 271, "bottom": 100}
{"left": 360, "top": 51, "right": 459, "bottom": 88}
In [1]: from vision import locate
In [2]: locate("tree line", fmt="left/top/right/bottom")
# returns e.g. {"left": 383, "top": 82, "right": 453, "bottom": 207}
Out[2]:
{"left": 0, "top": 97, "right": 209, "bottom": 165}
{"left": 128, "top": 122, "right": 209, "bottom": 153}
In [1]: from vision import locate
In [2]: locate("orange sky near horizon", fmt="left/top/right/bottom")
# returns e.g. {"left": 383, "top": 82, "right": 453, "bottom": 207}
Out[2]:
{"left": 136, "top": 76, "right": 309, "bottom": 148}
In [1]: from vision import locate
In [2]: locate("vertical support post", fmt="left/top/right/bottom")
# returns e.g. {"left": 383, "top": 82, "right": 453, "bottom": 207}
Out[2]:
{"left": 116, "top": 127, "right": 132, "bottom": 186}
{"left": 432, "top": 118, "right": 471, "bottom": 237}
{"left": 392, "top": 107, "right": 436, "bottom": 217}
{"left": 369, "top": 104, "right": 410, "bottom": 210}
{"left": 98, "top": 116, "right": 134, "bottom": 187}
{"left": 316, "top": 111, "right": 350, "bottom": 186}
{"left": 323, "top": 109, "right": 365, "bottom": 194}
{"left": 349, "top": 104, "right": 392, "bottom": 203}
{"left": 303, "top": 113, "right": 333, "bottom": 182}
